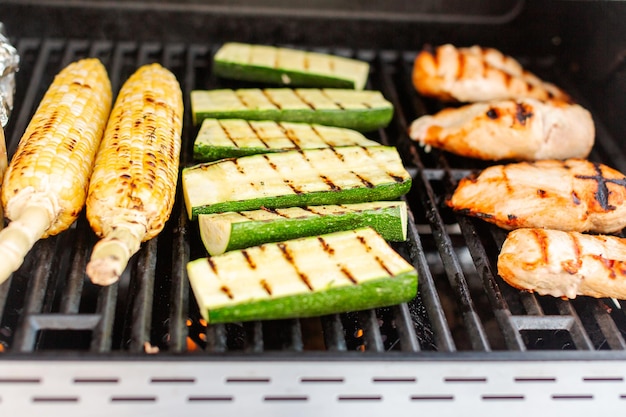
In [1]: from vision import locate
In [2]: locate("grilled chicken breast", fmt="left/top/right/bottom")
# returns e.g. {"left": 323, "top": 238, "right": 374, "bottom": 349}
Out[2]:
{"left": 498, "top": 228, "right": 626, "bottom": 299}
{"left": 448, "top": 159, "right": 626, "bottom": 233}
{"left": 408, "top": 98, "right": 594, "bottom": 161}
{"left": 413, "top": 44, "right": 570, "bottom": 103}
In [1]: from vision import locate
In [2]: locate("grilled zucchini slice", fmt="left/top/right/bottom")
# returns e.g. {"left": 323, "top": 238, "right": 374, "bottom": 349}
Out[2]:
{"left": 190, "top": 88, "right": 394, "bottom": 132}
{"left": 198, "top": 200, "right": 408, "bottom": 255}
{"left": 182, "top": 145, "right": 412, "bottom": 220}
{"left": 193, "top": 118, "right": 379, "bottom": 162}
{"left": 212, "top": 42, "right": 370, "bottom": 90}
{"left": 187, "top": 227, "right": 418, "bottom": 323}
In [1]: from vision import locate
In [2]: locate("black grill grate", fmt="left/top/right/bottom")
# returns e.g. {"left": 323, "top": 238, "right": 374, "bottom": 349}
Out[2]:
{"left": 1, "top": 38, "right": 626, "bottom": 357}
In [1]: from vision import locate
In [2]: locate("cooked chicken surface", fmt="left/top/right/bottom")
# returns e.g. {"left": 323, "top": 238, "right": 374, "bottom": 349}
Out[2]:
{"left": 498, "top": 228, "right": 626, "bottom": 299}
{"left": 408, "top": 98, "right": 594, "bottom": 161}
{"left": 448, "top": 159, "right": 626, "bottom": 233}
{"left": 413, "top": 44, "right": 571, "bottom": 103}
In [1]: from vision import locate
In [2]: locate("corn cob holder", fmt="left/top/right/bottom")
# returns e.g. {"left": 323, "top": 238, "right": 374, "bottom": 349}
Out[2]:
{"left": 0, "top": 58, "right": 112, "bottom": 284}
{"left": 85, "top": 63, "right": 183, "bottom": 286}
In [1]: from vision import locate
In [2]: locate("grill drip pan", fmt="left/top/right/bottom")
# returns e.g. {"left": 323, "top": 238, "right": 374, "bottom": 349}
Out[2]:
{"left": 0, "top": 38, "right": 625, "bottom": 415}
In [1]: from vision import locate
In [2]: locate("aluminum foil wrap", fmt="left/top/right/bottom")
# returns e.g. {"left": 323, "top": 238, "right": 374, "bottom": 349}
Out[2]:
{"left": 0, "top": 22, "right": 19, "bottom": 128}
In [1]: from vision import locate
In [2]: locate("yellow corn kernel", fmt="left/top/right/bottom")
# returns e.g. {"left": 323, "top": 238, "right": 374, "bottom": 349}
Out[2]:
{"left": 0, "top": 58, "right": 112, "bottom": 283}
{"left": 86, "top": 63, "right": 183, "bottom": 286}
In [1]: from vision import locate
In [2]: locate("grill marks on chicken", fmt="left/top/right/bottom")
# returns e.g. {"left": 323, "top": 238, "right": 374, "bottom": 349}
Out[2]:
{"left": 497, "top": 228, "right": 626, "bottom": 299}
{"left": 412, "top": 44, "right": 571, "bottom": 103}
{"left": 576, "top": 164, "right": 626, "bottom": 211}
{"left": 408, "top": 98, "right": 595, "bottom": 161}
{"left": 448, "top": 159, "right": 626, "bottom": 233}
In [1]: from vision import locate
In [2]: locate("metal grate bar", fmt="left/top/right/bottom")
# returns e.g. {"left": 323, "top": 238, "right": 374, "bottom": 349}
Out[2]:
{"left": 205, "top": 323, "right": 227, "bottom": 352}
{"left": 320, "top": 314, "right": 348, "bottom": 351}
{"left": 165, "top": 44, "right": 201, "bottom": 353}
{"left": 60, "top": 39, "right": 90, "bottom": 67}
{"left": 380, "top": 54, "right": 454, "bottom": 352}
{"left": 405, "top": 209, "right": 455, "bottom": 351}
{"left": 244, "top": 321, "right": 264, "bottom": 352}
{"left": 358, "top": 310, "right": 385, "bottom": 352}
{"left": 0, "top": 275, "right": 10, "bottom": 347}
{"left": 449, "top": 201, "right": 526, "bottom": 350}
{"left": 90, "top": 283, "right": 117, "bottom": 352}
{"left": 392, "top": 303, "right": 421, "bottom": 352}
{"left": 555, "top": 300, "right": 595, "bottom": 350}
{"left": 411, "top": 159, "right": 491, "bottom": 351}
{"left": 12, "top": 239, "right": 59, "bottom": 351}
{"left": 128, "top": 239, "right": 158, "bottom": 352}
{"left": 282, "top": 319, "right": 304, "bottom": 351}
{"left": 590, "top": 301, "right": 626, "bottom": 350}
{"left": 167, "top": 207, "right": 190, "bottom": 352}
{"left": 58, "top": 218, "right": 91, "bottom": 315}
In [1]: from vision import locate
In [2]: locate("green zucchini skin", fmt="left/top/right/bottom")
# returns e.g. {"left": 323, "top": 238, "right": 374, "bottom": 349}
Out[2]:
{"left": 182, "top": 146, "right": 412, "bottom": 220}
{"left": 187, "top": 227, "right": 418, "bottom": 323}
{"left": 198, "top": 201, "right": 408, "bottom": 255}
{"left": 212, "top": 43, "right": 370, "bottom": 90}
{"left": 207, "top": 270, "right": 416, "bottom": 323}
{"left": 190, "top": 183, "right": 410, "bottom": 219}
{"left": 215, "top": 61, "right": 357, "bottom": 89}
{"left": 190, "top": 88, "right": 394, "bottom": 132}
{"left": 193, "top": 143, "right": 265, "bottom": 162}
{"left": 193, "top": 118, "right": 379, "bottom": 162}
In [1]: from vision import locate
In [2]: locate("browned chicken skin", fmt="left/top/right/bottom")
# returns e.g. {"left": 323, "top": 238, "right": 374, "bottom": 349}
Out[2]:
{"left": 408, "top": 98, "right": 595, "bottom": 161}
{"left": 498, "top": 228, "right": 626, "bottom": 299}
{"left": 413, "top": 44, "right": 571, "bottom": 103}
{"left": 448, "top": 159, "right": 626, "bottom": 234}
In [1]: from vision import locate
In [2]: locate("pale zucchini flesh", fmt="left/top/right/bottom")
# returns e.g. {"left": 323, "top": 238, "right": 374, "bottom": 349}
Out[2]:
{"left": 198, "top": 200, "right": 408, "bottom": 255}
{"left": 182, "top": 145, "right": 412, "bottom": 220}
{"left": 190, "top": 88, "right": 394, "bottom": 132}
{"left": 187, "top": 227, "right": 418, "bottom": 323}
{"left": 213, "top": 42, "right": 370, "bottom": 90}
{"left": 193, "top": 118, "right": 380, "bottom": 162}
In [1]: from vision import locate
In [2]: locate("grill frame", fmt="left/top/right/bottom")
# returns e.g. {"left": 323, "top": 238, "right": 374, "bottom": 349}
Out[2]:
{"left": 1, "top": 1, "right": 626, "bottom": 413}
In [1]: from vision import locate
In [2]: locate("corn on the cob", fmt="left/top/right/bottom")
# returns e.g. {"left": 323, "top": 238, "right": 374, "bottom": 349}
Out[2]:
{"left": 0, "top": 58, "right": 112, "bottom": 284}
{"left": 85, "top": 63, "right": 183, "bottom": 286}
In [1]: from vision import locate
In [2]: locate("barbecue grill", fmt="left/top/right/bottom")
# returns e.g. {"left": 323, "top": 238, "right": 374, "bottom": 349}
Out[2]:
{"left": 0, "top": 0, "right": 625, "bottom": 415}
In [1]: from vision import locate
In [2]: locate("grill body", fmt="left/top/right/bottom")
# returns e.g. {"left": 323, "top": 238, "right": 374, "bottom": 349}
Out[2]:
{"left": 0, "top": 1, "right": 625, "bottom": 414}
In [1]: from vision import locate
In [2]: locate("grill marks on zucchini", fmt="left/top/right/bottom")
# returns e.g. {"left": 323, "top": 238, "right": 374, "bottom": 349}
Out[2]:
{"left": 206, "top": 257, "right": 218, "bottom": 274}
{"left": 186, "top": 227, "right": 418, "bottom": 323}
{"left": 241, "top": 249, "right": 257, "bottom": 269}
{"left": 212, "top": 42, "right": 370, "bottom": 90}
{"left": 220, "top": 285, "right": 234, "bottom": 299}
{"left": 262, "top": 89, "right": 286, "bottom": 110}
{"left": 197, "top": 201, "right": 408, "bottom": 255}
{"left": 317, "top": 89, "right": 346, "bottom": 110}
{"left": 260, "top": 279, "right": 273, "bottom": 296}
{"left": 354, "top": 172, "right": 375, "bottom": 188}
{"left": 182, "top": 145, "right": 411, "bottom": 219}
{"left": 278, "top": 241, "right": 314, "bottom": 291}
{"left": 317, "top": 236, "right": 334, "bottom": 254}
{"left": 190, "top": 88, "right": 394, "bottom": 132}
{"left": 193, "top": 119, "right": 379, "bottom": 162}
